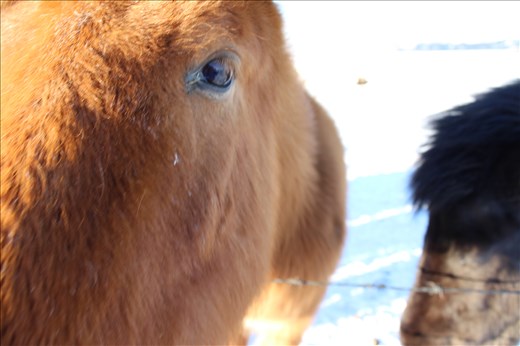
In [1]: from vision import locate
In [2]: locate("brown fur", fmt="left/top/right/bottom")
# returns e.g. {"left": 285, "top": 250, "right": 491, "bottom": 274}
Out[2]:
{"left": 0, "top": 1, "right": 346, "bottom": 345}
{"left": 401, "top": 247, "right": 520, "bottom": 345}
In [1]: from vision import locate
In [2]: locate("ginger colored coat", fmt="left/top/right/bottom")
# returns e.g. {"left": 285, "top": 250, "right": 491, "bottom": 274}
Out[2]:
{"left": 1, "top": 2, "right": 346, "bottom": 344}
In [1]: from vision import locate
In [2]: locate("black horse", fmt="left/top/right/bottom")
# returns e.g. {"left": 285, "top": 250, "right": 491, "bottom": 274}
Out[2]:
{"left": 401, "top": 81, "right": 520, "bottom": 345}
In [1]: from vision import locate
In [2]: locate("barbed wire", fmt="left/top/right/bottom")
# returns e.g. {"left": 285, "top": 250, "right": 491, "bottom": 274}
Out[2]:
{"left": 272, "top": 278, "right": 520, "bottom": 296}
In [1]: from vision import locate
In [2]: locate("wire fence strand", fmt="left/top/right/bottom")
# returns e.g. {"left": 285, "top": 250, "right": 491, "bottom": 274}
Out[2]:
{"left": 273, "top": 278, "right": 520, "bottom": 296}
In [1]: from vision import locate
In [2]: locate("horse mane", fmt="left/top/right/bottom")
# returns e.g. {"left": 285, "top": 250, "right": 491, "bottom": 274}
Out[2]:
{"left": 411, "top": 80, "right": 520, "bottom": 249}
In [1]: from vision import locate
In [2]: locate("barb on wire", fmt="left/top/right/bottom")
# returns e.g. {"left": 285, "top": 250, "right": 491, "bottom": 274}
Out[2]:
{"left": 272, "top": 278, "right": 520, "bottom": 296}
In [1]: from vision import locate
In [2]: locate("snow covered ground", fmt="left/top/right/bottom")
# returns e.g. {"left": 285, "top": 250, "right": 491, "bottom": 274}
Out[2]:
{"left": 271, "top": 2, "right": 520, "bottom": 345}
{"left": 301, "top": 171, "right": 427, "bottom": 345}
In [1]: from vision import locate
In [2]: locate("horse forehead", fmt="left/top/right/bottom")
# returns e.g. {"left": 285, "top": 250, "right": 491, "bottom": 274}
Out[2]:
{"left": 2, "top": 1, "right": 280, "bottom": 62}
{"left": 61, "top": 2, "right": 268, "bottom": 38}
{"left": 0, "top": 2, "right": 238, "bottom": 39}
{"left": 126, "top": 1, "right": 279, "bottom": 56}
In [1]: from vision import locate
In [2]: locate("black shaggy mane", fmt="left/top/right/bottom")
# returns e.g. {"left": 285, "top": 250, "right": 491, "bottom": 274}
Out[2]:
{"left": 412, "top": 80, "right": 520, "bottom": 251}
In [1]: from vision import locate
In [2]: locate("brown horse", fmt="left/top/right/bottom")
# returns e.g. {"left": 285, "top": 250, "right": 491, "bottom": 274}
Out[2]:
{"left": 0, "top": 2, "right": 346, "bottom": 345}
{"left": 401, "top": 81, "right": 520, "bottom": 345}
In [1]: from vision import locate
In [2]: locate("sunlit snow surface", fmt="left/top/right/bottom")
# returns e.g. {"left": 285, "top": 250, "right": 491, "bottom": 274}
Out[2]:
{"left": 301, "top": 171, "right": 427, "bottom": 346}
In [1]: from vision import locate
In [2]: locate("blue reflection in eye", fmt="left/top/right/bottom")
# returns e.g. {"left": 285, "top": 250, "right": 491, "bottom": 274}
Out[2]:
{"left": 201, "top": 59, "right": 233, "bottom": 88}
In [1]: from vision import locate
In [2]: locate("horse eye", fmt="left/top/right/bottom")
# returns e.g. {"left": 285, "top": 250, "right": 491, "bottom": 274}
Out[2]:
{"left": 201, "top": 59, "right": 233, "bottom": 89}
{"left": 185, "top": 53, "right": 238, "bottom": 96}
